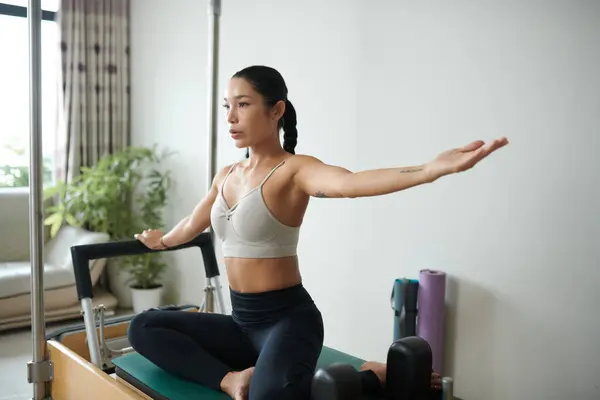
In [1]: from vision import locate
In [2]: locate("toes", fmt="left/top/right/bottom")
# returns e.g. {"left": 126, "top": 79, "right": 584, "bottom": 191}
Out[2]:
{"left": 430, "top": 373, "right": 442, "bottom": 391}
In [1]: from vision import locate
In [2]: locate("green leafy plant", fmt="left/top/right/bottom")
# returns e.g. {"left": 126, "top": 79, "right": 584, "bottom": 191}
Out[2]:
{"left": 43, "top": 145, "right": 173, "bottom": 289}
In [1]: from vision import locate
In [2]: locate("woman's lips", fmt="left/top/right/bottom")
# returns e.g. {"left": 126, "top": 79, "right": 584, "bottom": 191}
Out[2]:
{"left": 230, "top": 129, "right": 243, "bottom": 139}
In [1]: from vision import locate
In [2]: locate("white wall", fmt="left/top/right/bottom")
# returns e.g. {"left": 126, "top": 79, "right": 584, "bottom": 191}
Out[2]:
{"left": 130, "top": 0, "right": 212, "bottom": 305}
{"left": 130, "top": 1, "right": 600, "bottom": 399}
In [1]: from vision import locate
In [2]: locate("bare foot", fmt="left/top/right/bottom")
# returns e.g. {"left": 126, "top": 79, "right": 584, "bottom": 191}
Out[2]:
{"left": 431, "top": 371, "right": 442, "bottom": 390}
{"left": 220, "top": 367, "right": 255, "bottom": 399}
{"left": 360, "top": 361, "right": 387, "bottom": 385}
{"left": 359, "top": 361, "right": 442, "bottom": 390}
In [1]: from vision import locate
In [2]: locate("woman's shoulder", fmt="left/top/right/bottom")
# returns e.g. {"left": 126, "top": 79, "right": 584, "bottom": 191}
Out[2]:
{"left": 211, "top": 162, "right": 238, "bottom": 189}
{"left": 284, "top": 153, "right": 324, "bottom": 169}
{"left": 283, "top": 154, "right": 328, "bottom": 178}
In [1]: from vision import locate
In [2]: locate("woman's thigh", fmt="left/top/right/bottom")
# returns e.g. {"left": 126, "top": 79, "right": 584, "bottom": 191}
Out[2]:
{"left": 128, "top": 309, "right": 258, "bottom": 370}
{"left": 248, "top": 304, "right": 325, "bottom": 400}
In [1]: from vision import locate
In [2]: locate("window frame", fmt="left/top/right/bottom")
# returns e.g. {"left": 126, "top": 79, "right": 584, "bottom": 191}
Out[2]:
{"left": 0, "top": 2, "right": 58, "bottom": 190}
{"left": 0, "top": 2, "right": 56, "bottom": 21}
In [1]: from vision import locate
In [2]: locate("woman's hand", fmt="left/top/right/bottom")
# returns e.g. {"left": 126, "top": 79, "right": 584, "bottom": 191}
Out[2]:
{"left": 426, "top": 137, "right": 509, "bottom": 180}
{"left": 134, "top": 229, "right": 167, "bottom": 250}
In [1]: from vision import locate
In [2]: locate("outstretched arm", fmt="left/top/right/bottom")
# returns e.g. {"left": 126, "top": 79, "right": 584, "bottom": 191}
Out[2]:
{"left": 295, "top": 156, "right": 433, "bottom": 198}
{"left": 293, "top": 138, "right": 508, "bottom": 199}
{"left": 293, "top": 157, "right": 432, "bottom": 198}
{"left": 135, "top": 164, "right": 232, "bottom": 249}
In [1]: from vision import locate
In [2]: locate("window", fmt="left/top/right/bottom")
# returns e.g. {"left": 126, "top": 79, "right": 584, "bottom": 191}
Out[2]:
{"left": 0, "top": 1, "right": 59, "bottom": 188}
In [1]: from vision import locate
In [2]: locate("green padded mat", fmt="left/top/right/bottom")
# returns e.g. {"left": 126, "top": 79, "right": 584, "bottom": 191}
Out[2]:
{"left": 112, "top": 346, "right": 365, "bottom": 400}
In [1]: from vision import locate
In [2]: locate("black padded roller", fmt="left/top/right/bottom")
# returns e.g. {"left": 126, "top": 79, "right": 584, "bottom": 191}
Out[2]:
{"left": 386, "top": 336, "right": 432, "bottom": 400}
{"left": 311, "top": 363, "right": 363, "bottom": 400}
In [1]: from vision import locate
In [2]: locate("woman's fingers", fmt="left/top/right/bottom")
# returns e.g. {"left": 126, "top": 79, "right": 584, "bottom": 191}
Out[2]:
{"left": 476, "top": 137, "right": 509, "bottom": 159}
{"left": 135, "top": 230, "right": 166, "bottom": 250}
{"left": 136, "top": 230, "right": 165, "bottom": 250}
{"left": 459, "top": 140, "right": 485, "bottom": 153}
{"left": 135, "top": 232, "right": 152, "bottom": 248}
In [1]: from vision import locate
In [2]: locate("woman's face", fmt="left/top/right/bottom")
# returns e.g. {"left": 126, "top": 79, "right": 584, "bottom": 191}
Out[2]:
{"left": 223, "top": 78, "right": 284, "bottom": 149}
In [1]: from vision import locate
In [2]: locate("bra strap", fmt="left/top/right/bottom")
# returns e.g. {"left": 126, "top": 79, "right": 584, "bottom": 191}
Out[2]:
{"left": 259, "top": 160, "right": 286, "bottom": 187}
{"left": 220, "top": 162, "right": 238, "bottom": 193}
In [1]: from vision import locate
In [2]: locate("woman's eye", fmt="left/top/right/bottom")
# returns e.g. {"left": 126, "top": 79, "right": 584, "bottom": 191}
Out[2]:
{"left": 239, "top": 102, "right": 249, "bottom": 107}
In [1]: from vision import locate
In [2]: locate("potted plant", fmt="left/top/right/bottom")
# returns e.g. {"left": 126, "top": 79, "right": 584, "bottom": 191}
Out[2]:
{"left": 44, "top": 145, "right": 173, "bottom": 312}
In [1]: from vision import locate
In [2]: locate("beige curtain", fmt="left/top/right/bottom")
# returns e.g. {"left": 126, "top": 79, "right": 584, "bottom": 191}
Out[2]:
{"left": 55, "top": 0, "right": 130, "bottom": 183}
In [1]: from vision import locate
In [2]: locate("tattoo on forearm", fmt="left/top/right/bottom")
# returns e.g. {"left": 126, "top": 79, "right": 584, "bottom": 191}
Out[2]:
{"left": 314, "top": 191, "right": 329, "bottom": 198}
{"left": 398, "top": 167, "right": 424, "bottom": 173}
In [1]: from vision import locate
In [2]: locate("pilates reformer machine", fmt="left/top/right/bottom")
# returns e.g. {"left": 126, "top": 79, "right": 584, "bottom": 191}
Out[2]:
{"left": 24, "top": 1, "right": 463, "bottom": 399}
{"left": 41, "top": 234, "right": 460, "bottom": 400}
{"left": 42, "top": 233, "right": 444, "bottom": 400}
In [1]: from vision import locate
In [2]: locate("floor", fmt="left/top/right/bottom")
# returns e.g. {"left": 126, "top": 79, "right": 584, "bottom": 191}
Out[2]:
{"left": 0, "top": 310, "right": 132, "bottom": 400}
{"left": 0, "top": 324, "right": 36, "bottom": 400}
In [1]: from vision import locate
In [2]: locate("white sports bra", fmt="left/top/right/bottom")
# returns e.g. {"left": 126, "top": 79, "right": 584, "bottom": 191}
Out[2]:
{"left": 210, "top": 160, "right": 300, "bottom": 258}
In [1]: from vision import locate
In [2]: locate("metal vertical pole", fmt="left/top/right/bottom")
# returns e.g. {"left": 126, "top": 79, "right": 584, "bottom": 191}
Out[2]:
{"left": 207, "top": 0, "right": 220, "bottom": 197}
{"left": 27, "top": 0, "right": 52, "bottom": 399}
{"left": 204, "top": 0, "right": 226, "bottom": 315}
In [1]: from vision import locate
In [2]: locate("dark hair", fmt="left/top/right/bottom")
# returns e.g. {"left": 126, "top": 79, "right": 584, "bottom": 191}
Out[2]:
{"left": 232, "top": 65, "right": 298, "bottom": 157}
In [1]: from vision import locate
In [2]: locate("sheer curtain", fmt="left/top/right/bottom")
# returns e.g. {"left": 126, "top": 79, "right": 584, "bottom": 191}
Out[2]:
{"left": 55, "top": 0, "right": 130, "bottom": 183}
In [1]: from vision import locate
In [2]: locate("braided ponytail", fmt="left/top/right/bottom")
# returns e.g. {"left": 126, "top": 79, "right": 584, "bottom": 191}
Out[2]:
{"left": 282, "top": 100, "right": 297, "bottom": 155}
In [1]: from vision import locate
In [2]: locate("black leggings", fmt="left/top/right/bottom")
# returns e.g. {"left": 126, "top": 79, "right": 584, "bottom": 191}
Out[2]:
{"left": 128, "top": 283, "right": 328, "bottom": 399}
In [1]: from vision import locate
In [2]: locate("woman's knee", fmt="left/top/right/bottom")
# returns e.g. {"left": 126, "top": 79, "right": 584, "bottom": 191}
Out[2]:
{"left": 127, "top": 310, "right": 157, "bottom": 350}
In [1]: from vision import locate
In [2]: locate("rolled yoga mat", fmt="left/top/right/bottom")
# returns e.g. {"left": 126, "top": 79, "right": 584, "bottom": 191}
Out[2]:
{"left": 391, "top": 278, "right": 419, "bottom": 341}
{"left": 416, "top": 269, "right": 447, "bottom": 375}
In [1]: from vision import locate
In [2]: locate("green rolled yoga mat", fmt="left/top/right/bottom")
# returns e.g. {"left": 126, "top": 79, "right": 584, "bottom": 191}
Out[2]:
{"left": 113, "top": 346, "right": 365, "bottom": 400}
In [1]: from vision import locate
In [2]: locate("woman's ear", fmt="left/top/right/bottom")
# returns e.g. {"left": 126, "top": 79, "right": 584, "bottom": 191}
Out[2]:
{"left": 272, "top": 100, "right": 286, "bottom": 120}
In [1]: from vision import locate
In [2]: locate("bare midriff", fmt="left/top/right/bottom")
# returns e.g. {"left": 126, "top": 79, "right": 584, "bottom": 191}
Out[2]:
{"left": 225, "top": 256, "right": 302, "bottom": 293}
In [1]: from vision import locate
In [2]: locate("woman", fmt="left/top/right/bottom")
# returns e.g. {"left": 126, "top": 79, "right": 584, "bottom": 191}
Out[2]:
{"left": 129, "top": 65, "right": 508, "bottom": 400}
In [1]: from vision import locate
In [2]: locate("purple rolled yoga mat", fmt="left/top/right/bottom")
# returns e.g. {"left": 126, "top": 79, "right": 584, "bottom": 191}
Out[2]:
{"left": 417, "top": 269, "right": 446, "bottom": 375}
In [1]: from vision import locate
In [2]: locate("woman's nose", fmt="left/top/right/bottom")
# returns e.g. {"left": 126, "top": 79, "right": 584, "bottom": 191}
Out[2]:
{"left": 227, "top": 108, "right": 238, "bottom": 124}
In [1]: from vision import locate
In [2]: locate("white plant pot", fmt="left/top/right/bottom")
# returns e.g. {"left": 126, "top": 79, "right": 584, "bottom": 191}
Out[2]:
{"left": 130, "top": 285, "right": 163, "bottom": 314}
